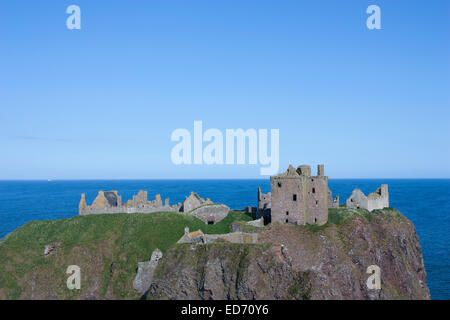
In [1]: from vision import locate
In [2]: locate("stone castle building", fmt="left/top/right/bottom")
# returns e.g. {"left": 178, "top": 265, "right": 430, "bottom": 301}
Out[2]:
{"left": 79, "top": 190, "right": 230, "bottom": 224}
{"left": 78, "top": 163, "right": 389, "bottom": 228}
{"left": 79, "top": 190, "right": 179, "bottom": 215}
{"left": 261, "top": 164, "right": 330, "bottom": 226}
{"left": 346, "top": 184, "right": 389, "bottom": 212}
{"left": 256, "top": 164, "right": 389, "bottom": 226}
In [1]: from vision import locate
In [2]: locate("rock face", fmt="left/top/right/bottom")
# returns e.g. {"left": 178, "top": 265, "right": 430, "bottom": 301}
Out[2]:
{"left": 0, "top": 208, "right": 430, "bottom": 300}
{"left": 148, "top": 208, "right": 430, "bottom": 300}
{"left": 148, "top": 244, "right": 312, "bottom": 300}
{"left": 133, "top": 249, "right": 163, "bottom": 294}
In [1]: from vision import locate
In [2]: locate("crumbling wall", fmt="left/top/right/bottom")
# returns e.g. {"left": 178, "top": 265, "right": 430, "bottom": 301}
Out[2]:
{"left": 328, "top": 188, "right": 340, "bottom": 208}
{"left": 367, "top": 184, "right": 389, "bottom": 211}
{"left": 78, "top": 190, "right": 229, "bottom": 224}
{"left": 257, "top": 187, "right": 271, "bottom": 210}
{"left": 181, "top": 192, "right": 212, "bottom": 212}
{"left": 79, "top": 190, "right": 180, "bottom": 215}
{"left": 346, "top": 185, "right": 389, "bottom": 212}
{"left": 177, "top": 227, "right": 258, "bottom": 244}
{"left": 204, "top": 232, "right": 258, "bottom": 244}
{"left": 346, "top": 188, "right": 368, "bottom": 209}
{"left": 186, "top": 204, "right": 230, "bottom": 224}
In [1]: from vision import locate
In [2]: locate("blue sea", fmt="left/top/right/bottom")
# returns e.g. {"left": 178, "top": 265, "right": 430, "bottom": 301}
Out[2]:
{"left": 0, "top": 179, "right": 448, "bottom": 299}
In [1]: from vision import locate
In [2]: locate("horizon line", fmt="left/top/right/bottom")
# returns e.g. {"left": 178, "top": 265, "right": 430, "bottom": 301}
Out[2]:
{"left": 1, "top": 177, "right": 450, "bottom": 181}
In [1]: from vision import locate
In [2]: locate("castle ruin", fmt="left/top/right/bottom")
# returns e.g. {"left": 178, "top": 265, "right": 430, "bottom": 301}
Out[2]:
{"left": 79, "top": 190, "right": 230, "bottom": 224}
{"left": 346, "top": 184, "right": 389, "bottom": 212}
{"left": 79, "top": 190, "right": 179, "bottom": 215}
{"left": 256, "top": 164, "right": 389, "bottom": 226}
{"left": 78, "top": 163, "right": 389, "bottom": 228}
{"left": 177, "top": 227, "right": 258, "bottom": 244}
{"left": 259, "top": 164, "right": 330, "bottom": 226}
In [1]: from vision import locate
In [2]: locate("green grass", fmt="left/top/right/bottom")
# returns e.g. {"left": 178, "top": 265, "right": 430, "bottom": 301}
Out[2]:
{"left": 305, "top": 207, "right": 402, "bottom": 232}
{"left": 0, "top": 210, "right": 252, "bottom": 299}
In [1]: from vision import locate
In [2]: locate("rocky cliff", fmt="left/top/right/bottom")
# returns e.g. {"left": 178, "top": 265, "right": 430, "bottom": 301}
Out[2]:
{"left": 148, "top": 208, "right": 430, "bottom": 300}
{"left": 0, "top": 208, "right": 430, "bottom": 300}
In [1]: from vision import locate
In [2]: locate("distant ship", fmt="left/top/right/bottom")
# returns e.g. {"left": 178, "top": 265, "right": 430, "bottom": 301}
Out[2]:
{"left": 47, "top": 179, "right": 52, "bottom": 182}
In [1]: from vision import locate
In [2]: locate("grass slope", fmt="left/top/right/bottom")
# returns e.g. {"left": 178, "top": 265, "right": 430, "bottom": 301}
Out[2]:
{"left": 0, "top": 210, "right": 252, "bottom": 299}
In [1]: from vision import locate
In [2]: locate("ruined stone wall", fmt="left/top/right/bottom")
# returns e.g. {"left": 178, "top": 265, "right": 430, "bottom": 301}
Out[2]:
{"left": 327, "top": 189, "right": 340, "bottom": 208}
{"left": 346, "top": 185, "right": 389, "bottom": 212}
{"left": 79, "top": 190, "right": 180, "bottom": 215}
{"left": 185, "top": 204, "right": 230, "bottom": 224}
{"left": 182, "top": 192, "right": 212, "bottom": 212}
{"left": 79, "top": 190, "right": 229, "bottom": 224}
{"left": 178, "top": 227, "right": 258, "bottom": 244}
{"left": 204, "top": 232, "right": 258, "bottom": 244}
{"left": 346, "top": 188, "right": 368, "bottom": 210}
{"left": 367, "top": 185, "right": 389, "bottom": 211}
{"left": 257, "top": 187, "right": 271, "bottom": 210}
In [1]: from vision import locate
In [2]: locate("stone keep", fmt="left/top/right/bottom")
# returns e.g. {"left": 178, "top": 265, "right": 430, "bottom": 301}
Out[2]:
{"left": 270, "top": 164, "right": 328, "bottom": 226}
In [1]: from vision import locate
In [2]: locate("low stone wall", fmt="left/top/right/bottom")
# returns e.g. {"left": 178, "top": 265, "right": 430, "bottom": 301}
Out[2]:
{"left": 247, "top": 217, "right": 264, "bottom": 227}
{"left": 204, "top": 232, "right": 258, "bottom": 244}
{"left": 187, "top": 204, "right": 230, "bottom": 224}
{"left": 80, "top": 205, "right": 180, "bottom": 215}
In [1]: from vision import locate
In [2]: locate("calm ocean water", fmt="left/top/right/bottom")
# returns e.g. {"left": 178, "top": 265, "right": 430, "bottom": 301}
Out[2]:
{"left": 0, "top": 179, "right": 448, "bottom": 299}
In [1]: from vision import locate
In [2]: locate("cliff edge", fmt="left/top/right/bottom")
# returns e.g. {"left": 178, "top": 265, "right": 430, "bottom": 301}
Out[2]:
{"left": 148, "top": 208, "right": 429, "bottom": 300}
{"left": 0, "top": 208, "right": 430, "bottom": 300}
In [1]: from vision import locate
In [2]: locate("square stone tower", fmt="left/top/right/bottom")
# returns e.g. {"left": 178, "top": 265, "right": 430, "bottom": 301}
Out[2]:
{"left": 270, "top": 164, "right": 328, "bottom": 226}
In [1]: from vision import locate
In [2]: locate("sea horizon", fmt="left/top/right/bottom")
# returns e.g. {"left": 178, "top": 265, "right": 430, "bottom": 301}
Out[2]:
{"left": 1, "top": 178, "right": 450, "bottom": 181}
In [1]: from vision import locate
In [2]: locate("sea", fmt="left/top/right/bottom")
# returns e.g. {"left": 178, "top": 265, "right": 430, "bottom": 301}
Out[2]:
{"left": 0, "top": 179, "right": 448, "bottom": 299}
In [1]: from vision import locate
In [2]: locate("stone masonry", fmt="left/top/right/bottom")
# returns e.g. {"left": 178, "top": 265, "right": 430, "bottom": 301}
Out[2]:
{"left": 79, "top": 190, "right": 180, "bottom": 215}
{"left": 346, "top": 184, "right": 389, "bottom": 212}
{"left": 270, "top": 164, "right": 329, "bottom": 226}
{"left": 79, "top": 190, "right": 230, "bottom": 224}
{"left": 177, "top": 227, "right": 258, "bottom": 244}
{"left": 256, "top": 164, "right": 341, "bottom": 226}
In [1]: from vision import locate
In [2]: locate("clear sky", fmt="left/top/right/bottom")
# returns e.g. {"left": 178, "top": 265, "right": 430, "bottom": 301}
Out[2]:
{"left": 0, "top": 0, "right": 449, "bottom": 179}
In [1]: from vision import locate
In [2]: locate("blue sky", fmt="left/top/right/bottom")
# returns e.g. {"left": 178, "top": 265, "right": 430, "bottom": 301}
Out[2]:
{"left": 0, "top": 0, "right": 449, "bottom": 179}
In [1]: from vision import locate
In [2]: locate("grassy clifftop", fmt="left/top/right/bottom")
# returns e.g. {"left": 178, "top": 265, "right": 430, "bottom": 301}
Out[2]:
{"left": 0, "top": 208, "right": 430, "bottom": 300}
{"left": 148, "top": 208, "right": 430, "bottom": 300}
{"left": 0, "top": 211, "right": 251, "bottom": 299}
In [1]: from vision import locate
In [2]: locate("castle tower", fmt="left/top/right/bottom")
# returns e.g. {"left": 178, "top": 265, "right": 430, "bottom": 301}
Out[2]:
{"left": 270, "top": 164, "right": 328, "bottom": 226}
{"left": 317, "top": 164, "right": 324, "bottom": 176}
{"left": 297, "top": 165, "right": 311, "bottom": 176}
